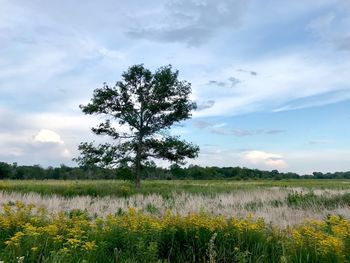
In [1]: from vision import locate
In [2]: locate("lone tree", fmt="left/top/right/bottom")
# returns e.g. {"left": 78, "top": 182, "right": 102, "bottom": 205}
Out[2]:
{"left": 75, "top": 64, "right": 199, "bottom": 188}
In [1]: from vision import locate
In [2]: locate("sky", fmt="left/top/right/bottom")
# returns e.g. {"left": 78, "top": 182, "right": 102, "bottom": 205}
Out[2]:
{"left": 0, "top": 0, "right": 350, "bottom": 174}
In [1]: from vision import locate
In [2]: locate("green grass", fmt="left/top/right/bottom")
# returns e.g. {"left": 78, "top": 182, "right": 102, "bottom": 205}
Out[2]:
{"left": 287, "top": 191, "right": 350, "bottom": 209}
{"left": 1, "top": 180, "right": 350, "bottom": 262}
{"left": 1, "top": 202, "right": 349, "bottom": 263}
{"left": 1, "top": 179, "right": 350, "bottom": 198}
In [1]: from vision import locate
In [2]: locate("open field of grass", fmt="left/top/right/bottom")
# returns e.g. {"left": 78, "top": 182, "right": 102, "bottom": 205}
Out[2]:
{"left": 1, "top": 179, "right": 350, "bottom": 197}
{"left": 1, "top": 179, "right": 350, "bottom": 262}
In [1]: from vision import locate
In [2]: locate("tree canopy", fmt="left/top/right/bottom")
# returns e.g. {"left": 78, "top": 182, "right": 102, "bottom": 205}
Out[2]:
{"left": 75, "top": 64, "right": 199, "bottom": 187}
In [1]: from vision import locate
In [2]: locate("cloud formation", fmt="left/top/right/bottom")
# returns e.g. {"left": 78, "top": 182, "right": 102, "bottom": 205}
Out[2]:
{"left": 207, "top": 77, "right": 241, "bottom": 88}
{"left": 193, "top": 120, "right": 285, "bottom": 137}
{"left": 196, "top": 100, "right": 215, "bottom": 111}
{"left": 0, "top": 107, "right": 99, "bottom": 166}
{"left": 308, "top": 139, "right": 333, "bottom": 145}
{"left": 0, "top": 0, "right": 349, "bottom": 173}
{"left": 241, "top": 150, "right": 287, "bottom": 170}
{"left": 194, "top": 52, "right": 350, "bottom": 117}
{"left": 236, "top": 69, "right": 258, "bottom": 76}
{"left": 126, "top": 0, "right": 248, "bottom": 46}
{"left": 232, "top": 128, "right": 285, "bottom": 137}
{"left": 34, "top": 129, "right": 64, "bottom": 144}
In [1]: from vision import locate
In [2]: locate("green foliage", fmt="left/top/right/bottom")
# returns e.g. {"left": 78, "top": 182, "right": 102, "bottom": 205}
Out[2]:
{"left": 0, "top": 162, "right": 13, "bottom": 179}
{"left": 75, "top": 64, "right": 199, "bottom": 187}
{"left": 1, "top": 161, "right": 350, "bottom": 181}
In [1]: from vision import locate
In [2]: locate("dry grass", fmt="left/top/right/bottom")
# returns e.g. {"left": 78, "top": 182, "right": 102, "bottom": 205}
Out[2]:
{"left": 1, "top": 187, "right": 350, "bottom": 227}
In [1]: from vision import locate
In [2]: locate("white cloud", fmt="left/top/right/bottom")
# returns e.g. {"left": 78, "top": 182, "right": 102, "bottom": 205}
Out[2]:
{"left": 185, "top": 147, "right": 350, "bottom": 174}
{"left": 187, "top": 147, "right": 288, "bottom": 171}
{"left": 0, "top": 127, "right": 74, "bottom": 166}
{"left": 0, "top": 107, "right": 132, "bottom": 166}
{"left": 241, "top": 150, "right": 287, "bottom": 170}
{"left": 34, "top": 129, "right": 64, "bottom": 144}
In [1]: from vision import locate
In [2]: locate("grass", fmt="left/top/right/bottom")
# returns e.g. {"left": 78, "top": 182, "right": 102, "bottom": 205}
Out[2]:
{"left": 1, "top": 179, "right": 350, "bottom": 262}
{"left": 1, "top": 179, "right": 350, "bottom": 198}
{"left": 1, "top": 181, "right": 350, "bottom": 227}
{"left": 0, "top": 202, "right": 350, "bottom": 263}
{"left": 287, "top": 191, "right": 350, "bottom": 209}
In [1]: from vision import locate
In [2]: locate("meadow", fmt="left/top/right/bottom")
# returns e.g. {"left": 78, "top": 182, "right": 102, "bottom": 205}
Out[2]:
{"left": 0, "top": 179, "right": 350, "bottom": 262}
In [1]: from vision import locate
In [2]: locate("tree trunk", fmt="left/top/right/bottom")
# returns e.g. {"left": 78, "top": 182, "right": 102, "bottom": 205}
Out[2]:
{"left": 135, "top": 139, "right": 142, "bottom": 189}
{"left": 135, "top": 175, "right": 141, "bottom": 188}
{"left": 135, "top": 108, "right": 144, "bottom": 189}
{"left": 135, "top": 160, "right": 141, "bottom": 189}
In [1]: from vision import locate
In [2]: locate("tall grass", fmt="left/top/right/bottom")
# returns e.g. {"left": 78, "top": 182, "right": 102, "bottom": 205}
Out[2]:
{"left": 0, "top": 202, "right": 349, "bottom": 263}
{"left": 287, "top": 191, "right": 350, "bottom": 209}
{"left": 1, "top": 187, "right": 350, "bottom": 227}
{"left": 1, "top": 179, "right": 350, "bottom": 198}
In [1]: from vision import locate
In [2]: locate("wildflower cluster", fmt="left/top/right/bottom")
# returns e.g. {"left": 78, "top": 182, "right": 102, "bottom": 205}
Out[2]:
{"left": 0, "top": 202, "right": 349, "bottom": 262}
{"left": 287, "top": 215, "right": 350, "bottom": 262}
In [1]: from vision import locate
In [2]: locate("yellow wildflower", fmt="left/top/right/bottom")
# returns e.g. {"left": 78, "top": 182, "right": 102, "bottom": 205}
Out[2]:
{"left": 66, "top": 238, "right": 81, "bottom": 249}
{"left": 82, "top": 241, "right": 96, "bottom": 251}
{"left": 5, "top": 231, "right": 25, "bottom": 247}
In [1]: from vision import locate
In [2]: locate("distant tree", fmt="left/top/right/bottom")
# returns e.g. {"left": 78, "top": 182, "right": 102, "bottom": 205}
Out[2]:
{"left": 75, "top": 64, "right": 199, "bottom": 188}
{"left": 313, "top": 172, "right": 324, "bottom": 179}
{"left": 170, "top": 163, "right": 183, "bottom": 179}
{"left": 0, "top": 162, "right": 12, "bottom": 179}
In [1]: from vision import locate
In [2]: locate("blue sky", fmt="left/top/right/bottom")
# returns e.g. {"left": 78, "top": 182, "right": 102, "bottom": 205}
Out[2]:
{"left": 0, "top": 0, "right": 350, "bottom": 174}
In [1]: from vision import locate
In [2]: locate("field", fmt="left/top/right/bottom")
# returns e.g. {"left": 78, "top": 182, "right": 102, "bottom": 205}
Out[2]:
{"left": 0, "top": 179, "right": 350, "bottom": 262}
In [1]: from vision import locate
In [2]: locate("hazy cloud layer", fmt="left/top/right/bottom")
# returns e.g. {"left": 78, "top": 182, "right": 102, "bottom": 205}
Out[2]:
{"left": 0, "top": 0, "right": 350, "bottom": 173}
{"left": 194, "top": 53, "right": 350, "bottom": 117}
{"left": 232, "top": 129, "right": 285, "bottom": 137}
{"left": 196, "top": 100, "right": 215, "bottom": 111}
{"left": 207, "top": 77, "right": 241, "bottom": 88}
{"left": 193, "top": 120, "right": 285, "bottom": 137}
{"left": 308, "top": 139, "right": 334, "bottom": 145}
{"left": 126, "top": 0, "right": 248, "bottom": 46}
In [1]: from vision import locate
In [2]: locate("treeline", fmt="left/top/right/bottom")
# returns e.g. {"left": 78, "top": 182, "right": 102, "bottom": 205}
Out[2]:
{"left": 0, "top": 162, "right": 350, "bottom": 180}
